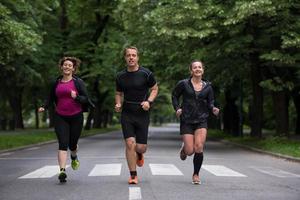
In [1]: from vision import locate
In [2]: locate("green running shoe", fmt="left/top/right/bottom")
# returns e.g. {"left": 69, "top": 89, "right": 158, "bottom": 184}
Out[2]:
{"left": 58, "top": 171, "right": 67, "bottom": 183}
{"left": 71, "top": 158, "right": 80, "bottom": 170}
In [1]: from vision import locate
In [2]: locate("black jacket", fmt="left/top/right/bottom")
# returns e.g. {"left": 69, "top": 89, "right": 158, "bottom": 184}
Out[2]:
{"left": 43, "top": 76, "right": 94, "bottom": 112}
{"left": 172, "top": 78, "right": 215, "bottom": 123}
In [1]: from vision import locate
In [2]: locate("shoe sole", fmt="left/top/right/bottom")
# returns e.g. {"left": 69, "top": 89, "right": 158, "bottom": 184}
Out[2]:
{"left": 191, "top": 180, "right": 201, "bottom": 185}
{"left": 58, "top": 173, "right": 67, "bottom": 183}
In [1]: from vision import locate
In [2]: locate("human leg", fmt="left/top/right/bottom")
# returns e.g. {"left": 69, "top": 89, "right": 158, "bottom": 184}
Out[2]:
{"left": 69, "top": 113, "right": 83, "bottom": 170}
{"left": 135, "top": 113, "right": 149, "bottom": 167}
{"left": 192, "top": 128, "right": 207, "bottom": 184}
{"left": 179, "top": 122, "right": 195, "bottom": 160}
{"left": 54, "top": 114, "right": 70, "bottom": 182}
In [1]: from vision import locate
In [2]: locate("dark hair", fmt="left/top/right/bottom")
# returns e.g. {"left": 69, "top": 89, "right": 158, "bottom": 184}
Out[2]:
{"left": 123, "top": 46, "right": 139, "bottom": 57}
{"left": 58, "top": 57, "right": 81, "bottom": 73}
{"left": 189, "top": 60, "right": 204, "bottom": 70}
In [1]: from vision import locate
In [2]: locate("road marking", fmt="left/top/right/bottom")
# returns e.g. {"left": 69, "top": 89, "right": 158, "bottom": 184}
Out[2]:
{"left": 26, "top": 147, "right": 40, "bottom": 151}
{"left": 18, "top": 165, "right": 69, "bottom": 179}
{"left": 88, "top": 164, "right": 122, "bottom": 176}
{"left": 149, "top": 164, "right": 183, "bottom": 175}
{"left": 129, "top": 187, "right": 142, "bottom": 200}
{"left": 0, "top": 152, "right": 13, "bottom": 156}
{"left": 202, "top": 165, "right": 247, "bottom": 177}
{"left": 250, "top": 166, "right": 300, "bottom": 178}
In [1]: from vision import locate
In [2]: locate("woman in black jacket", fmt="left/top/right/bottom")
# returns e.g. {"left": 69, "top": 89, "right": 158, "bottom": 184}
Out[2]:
{"left": 172, "top": 60, "right": 219, "bottom": 184}
{"left": 38, "top": 57, "right": 94, "bottom": 183}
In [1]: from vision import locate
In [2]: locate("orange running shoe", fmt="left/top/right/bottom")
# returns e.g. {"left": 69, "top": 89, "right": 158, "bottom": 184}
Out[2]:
{"left": 192, "top": 174, "right": 201, "bottom": 185}
{"left": 136, "top": 153, "right": 144, "bottom": 167}
{"left": 128, "top": 176, "right": 138, "bottom": 184}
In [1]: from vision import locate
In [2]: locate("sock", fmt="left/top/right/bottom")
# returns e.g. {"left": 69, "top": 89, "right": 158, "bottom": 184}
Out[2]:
{"left": 60, "top": 168, "right": 66, "bottom": 172}
{"left": 71, "top": 154, "right": 77, "bottom": 160}
{"left": 130, "top": 171, "right": 137, "bottom": 178}
{"left": 193, "top": 152, "right": 203, "bottom": 176}
{"left": 136, "top": 152, "right": 143, "bottom": 160}
{"left": 71, "top": 150, "right": 77, "bottom": 159}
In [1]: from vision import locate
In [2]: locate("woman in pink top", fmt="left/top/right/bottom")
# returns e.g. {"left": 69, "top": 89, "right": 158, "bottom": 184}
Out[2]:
{"left": 39, "top": 57, "right": 93, "bottom": 183}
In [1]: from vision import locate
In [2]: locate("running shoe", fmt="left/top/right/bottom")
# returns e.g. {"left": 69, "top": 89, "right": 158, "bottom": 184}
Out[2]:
{"left": 179, "top": 143, "right": 187, "bottom": 161}
{"left": 136, "top": 153, "right": 144, "bottom": 167}
{"left": 58, "top": 171, "right": 67, "bottom": 183}
{"left": 71, "top": 157, "right": 80, "bottom": 170}
{"left": 128, "top": 176, "right": 138, "bottom": 184}
{"left": 192, "top": 174, "right": 201, "bottom": 185}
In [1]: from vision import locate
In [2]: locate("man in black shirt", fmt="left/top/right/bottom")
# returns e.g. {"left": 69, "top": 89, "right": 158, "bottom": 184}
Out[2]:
{"left": 115, "top": 46, "right": 158, "bottom": 184}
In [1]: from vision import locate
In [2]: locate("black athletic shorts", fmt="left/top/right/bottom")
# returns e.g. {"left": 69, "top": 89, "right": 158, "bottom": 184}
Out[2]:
{"left": 121, "top": 107, "right": 150, "bottom": 144}
{"left": 180, "top": 121, "right": 207, "bottom": 135}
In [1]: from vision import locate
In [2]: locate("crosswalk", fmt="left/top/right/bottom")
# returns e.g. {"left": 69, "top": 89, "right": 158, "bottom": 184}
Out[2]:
{"left": 18, "top": 163, "right": 299, "bottom": 179}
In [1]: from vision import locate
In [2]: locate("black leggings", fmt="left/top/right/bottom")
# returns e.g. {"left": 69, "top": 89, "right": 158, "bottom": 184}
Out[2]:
{"left": 54, "top": 112, "right": 83, "bottom": 151}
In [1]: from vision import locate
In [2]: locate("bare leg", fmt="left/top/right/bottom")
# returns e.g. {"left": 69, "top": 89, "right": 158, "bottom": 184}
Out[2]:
{"left": 58, "top": 150, "right": 68, "bottom": 169}
{"left": 125, "top": 137, "right": 137, "bottom": 172}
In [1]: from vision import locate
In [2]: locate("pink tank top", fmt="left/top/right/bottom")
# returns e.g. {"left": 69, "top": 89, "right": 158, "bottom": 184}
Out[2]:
{"left": 55, "top": 79, "right": 82, "bottom": 116}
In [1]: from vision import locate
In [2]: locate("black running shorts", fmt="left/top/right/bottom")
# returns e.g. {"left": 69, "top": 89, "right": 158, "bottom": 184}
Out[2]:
{"left": 121, "top": 109, "right": 150, "bottom": 144}
{"left": 180, "top": 121, "right": 207, "bottom": 135}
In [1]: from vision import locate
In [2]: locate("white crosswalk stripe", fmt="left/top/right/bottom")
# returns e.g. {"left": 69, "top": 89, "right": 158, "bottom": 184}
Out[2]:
{"left": 88, "top": 163, "right": 122, "bottom": 176}
{"left": 19, "top": 165, "right": 69, "bottom": 179}
{"left": 149, "top": 164, "right": 183, "bottom": 175}
{"left": 250, "top": 166, "right": 300, "bottom": 178}
{"left": 202, "top": 165, "right": 247, "bottom": 177}
{"left": 129, "top": 187, "right": 142, "bottom": 200}
{"left": 18, "top": 163, "right": 300, "bottom": 179}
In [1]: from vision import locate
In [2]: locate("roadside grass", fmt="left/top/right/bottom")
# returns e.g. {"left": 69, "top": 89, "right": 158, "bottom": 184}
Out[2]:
{"left": 208, "top": 130, "right": 300, "bottom": 158}
{"left": 0, "top": 125, "right": 121, "bottom": 151}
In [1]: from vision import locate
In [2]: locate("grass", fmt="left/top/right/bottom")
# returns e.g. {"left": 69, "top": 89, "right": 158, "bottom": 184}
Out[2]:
{"left": 0, "top": 125, "right": 121, "bottom": 151}
{"left": 208, "top": 130, "right": 300, "bottom": 158}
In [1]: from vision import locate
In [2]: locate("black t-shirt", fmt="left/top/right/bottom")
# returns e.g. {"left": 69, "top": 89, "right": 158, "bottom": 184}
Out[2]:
{"left": 116, "top": 66, "right": 156, "bottom": 112}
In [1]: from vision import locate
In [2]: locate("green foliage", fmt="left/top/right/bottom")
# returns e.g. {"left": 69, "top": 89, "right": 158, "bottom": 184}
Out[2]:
{"left": 260, "top": 77, "right": 294, "bottom": 91}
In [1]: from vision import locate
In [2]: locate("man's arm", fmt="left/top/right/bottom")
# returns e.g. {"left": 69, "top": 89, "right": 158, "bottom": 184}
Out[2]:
{"left": 115, "top": 91, "right": 123, "bottom": 112}
{"left": 147, "top": 83, "right": 158, "bottom": 102}
{"left": 141, "top": 83, "right": 158, "bottom": 111}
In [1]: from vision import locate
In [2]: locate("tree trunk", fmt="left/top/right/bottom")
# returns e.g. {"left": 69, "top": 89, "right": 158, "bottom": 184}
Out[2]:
{"left": 247, "top": 17, "right": 264, "bottom": 138}
{"left": 59, "top": 0, "right": 68, "bottom": 53}
{"left": 292, "top": 89, "right": 300, "bottom": 135}
{"left": 8, "top": 88, "right": 24, "bottom": 129}
{"left": 223, "top": 90, "right": 240, "bottom": 136}
{"left": 272, "top": 91, "right": 289, "bottom": 136}
{"left": 250, "top": 64, "right": 263, "bottom": 138}
{"left": 85, "top": 107, "right": 95, "bottom": 130}
{"left": 0, "top": 118, "right": 7, "bottom": 130}
{"left": 34, "top": 99, "right": 39, "bottom": 129}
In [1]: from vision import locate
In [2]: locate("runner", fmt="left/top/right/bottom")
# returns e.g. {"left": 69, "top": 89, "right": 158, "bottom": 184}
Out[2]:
{"left": 115, "top": 46, "right": 158, "bottom": 184}
{"left": 38, "top": 57, "right": 94, "bottom": 183}
{"left": 172, "top": 60, "right": 219, "bottom": 184}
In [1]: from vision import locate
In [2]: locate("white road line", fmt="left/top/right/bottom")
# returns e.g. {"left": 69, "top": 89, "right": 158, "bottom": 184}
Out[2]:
{"left": 129, "top": 187, "right": 142, "bottom": 200}
{"left": 149, "top": 164, "right": 183, "bottom": 175}
{"left": 250, "top": 166, "right": 300, "bottom": 178}
{"left": 202, "top": 165, "right": 247, "bottom": 177}
{"left": 88, "top": 164, "right": 122, "bottom": 176}
{"left": 25, "top": 147, "right": 40, "bottom": 151}
{"left": 0, "top": 152, "right": 13, "bottom": 156}
{"left": 18, "top": 165, "right": 68, "bottom": 179}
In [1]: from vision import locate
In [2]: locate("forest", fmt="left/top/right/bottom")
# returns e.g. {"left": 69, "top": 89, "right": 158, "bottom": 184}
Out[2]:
{"left": 0, "top": 0, "right": 299, "bottom": 138}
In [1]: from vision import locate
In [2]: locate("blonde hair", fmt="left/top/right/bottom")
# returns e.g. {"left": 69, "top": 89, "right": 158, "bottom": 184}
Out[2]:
{"left": 123, "top": 46, "right": 139, "bottom": 57}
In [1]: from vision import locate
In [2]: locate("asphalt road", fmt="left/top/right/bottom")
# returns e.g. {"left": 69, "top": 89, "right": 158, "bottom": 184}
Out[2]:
{"left": 0, "top": 124, "right": 299, "bottom": 200}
